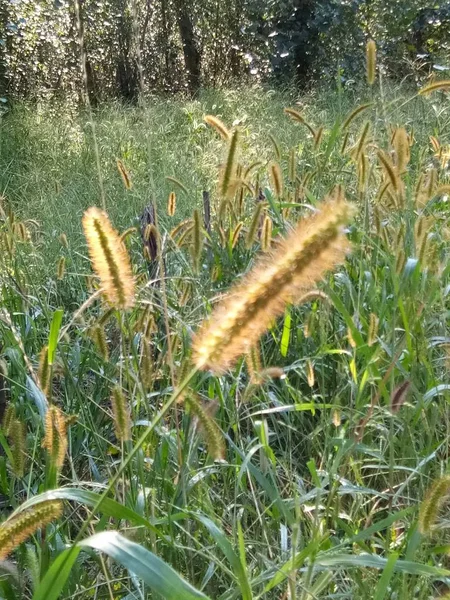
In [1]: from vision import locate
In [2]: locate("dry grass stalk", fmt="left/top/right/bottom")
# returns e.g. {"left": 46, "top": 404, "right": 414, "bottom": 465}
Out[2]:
{"left": 165, "top": 176, "right": 188, "bottom": 195}
{"left": 306, "top": 359, "right": 315, "bottom": 387}
{"left": 193, "top": 197, "right": 354, "bottom": 374}
{"left": 82, "top": 207, "right": 135, "bottom": 309}
{"left": 191, "top": 209, "right": 203, "bottom": 274}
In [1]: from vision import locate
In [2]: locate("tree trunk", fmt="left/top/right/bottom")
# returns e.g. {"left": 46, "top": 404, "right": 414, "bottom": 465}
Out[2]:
{"left": 0, "top": 1, "right": 10, "bottom": 98}
{"left": 293, "top": 0, "right": 317, "bottom": 84}
{"left": 174, "top": 0, "right": 201, "bottom": 94}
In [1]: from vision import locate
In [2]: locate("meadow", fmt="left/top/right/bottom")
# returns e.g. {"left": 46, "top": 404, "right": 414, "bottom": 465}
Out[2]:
{"left": 1, "top": 71, "right": 450, "bottom": 599}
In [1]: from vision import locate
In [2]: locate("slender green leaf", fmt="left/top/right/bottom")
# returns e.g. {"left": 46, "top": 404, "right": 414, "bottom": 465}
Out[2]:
{"left": 12, "top": 488, "right": 166, "bottom": 541}
{"left": 79, "top": 531, "right": 210, "bottom": 600}
{"left": 194, "top": 514, "right": 253, "bottom": 600}
{"left": 33, "top": 547, "right": 81, "bottom": 600}
{"left": 374, "top": 553, "right": 398, "bottom": 600}
{"left": 47, "top": 309, "right": 63, "bottom": 365}
{"left": 314, "top": 553, "right": 450, "bottom": 577}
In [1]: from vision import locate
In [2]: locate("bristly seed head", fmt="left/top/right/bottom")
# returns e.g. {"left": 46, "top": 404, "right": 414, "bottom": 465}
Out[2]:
{"left": 193, "top": 197, "right": 354, "bottom": 374}
{"left": 0, "top": 501, "right": 63, "bottom": 561}
{"left": 366, "top": 39, "right": 376, "bottom": 85}
{"left": 82, "top": 207, "right": 135, "bottom": 309}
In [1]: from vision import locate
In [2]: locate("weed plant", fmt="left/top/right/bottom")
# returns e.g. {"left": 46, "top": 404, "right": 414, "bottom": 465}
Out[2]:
{"left": 1, "top": 50, "right": 450, "bottom": 599}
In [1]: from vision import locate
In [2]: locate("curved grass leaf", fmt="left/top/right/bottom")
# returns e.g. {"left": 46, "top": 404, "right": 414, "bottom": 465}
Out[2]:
{"left": 79, "top": 531, "right": 211, "bottom": 600}
{"left": 193, "top": 514, "right": 253, "bottom": 600}
{"left": 11, "top": 487, "right": 166, "bottom": 541}
{"left": 33, "top": 547, "right": 81, "bottom": 600}
{"left": 313, "top": 552, "right": 450, "bottom": 577}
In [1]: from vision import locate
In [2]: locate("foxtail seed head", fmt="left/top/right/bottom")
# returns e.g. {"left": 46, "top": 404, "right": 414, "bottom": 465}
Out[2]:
{"left": 38, "top": 345, "right": 50, "bottom": 396}
{"left": 90, "top": 324, "right": 109, "bottom": 361}
{"left": 261, "top": 215, "right": 273, "bottom": 252}
{"left": 245, "top": 202, "right": 265, "bottom": 249}
{"left": 268, "top": 161, "right": 283, "bottom": 198}
{"left": 167, "top": 192, "right": 176, "bottom": 216}
{"left": 193, "top": 197, "right": 354, "bottom": 374}
{"left": 392, "top": 127, "right": 410, "bottom": 173}
{"left": 204, "top": 115, "right": 230, "bottom": 140}
{"left": 220, "top": 129, "right": 239, "bottom": 200}
{"left": 43, "top": 405, "right": 68, "bottom": 469}
{"left": 111, "top": 385, "right": 131, "bottom": 443}
{"left": 0, "top": 501, "right": 63, "bottom": 561}
{"left": 191, "top": 209, "right": 203, "bottom": 274}
{"left": 9, "top": 418, "right": 26, "bottom": 477}
{"left": 116, "top": 158, "right": 132, "bottom": 190}
{"left": 57, "top": 256, "right": 66, "bottom": 281}
{"left": 231, "top": 222, "right": 244, "bottom": 249}
{"left": 419, "top": 475, "right": 450, "bottom": 534}
{"left": 82, "top": 207, "right": 135, "bottom": 309}
{"left": 366, "top": 39, "right": 376, "bottom": 85}
{"left": 59, "top": 233, "right": 68, "bottom": 248}
{"left": 186, "top": 395, "right": 225, "bottom": 460}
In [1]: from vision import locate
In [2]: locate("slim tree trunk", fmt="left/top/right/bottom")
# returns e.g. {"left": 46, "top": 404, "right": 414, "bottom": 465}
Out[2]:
{"left": 0, "top": 2, "right": 10, "bottom": 98}
{"left": 174, "top": 0, "right": 201, "bottom": 94}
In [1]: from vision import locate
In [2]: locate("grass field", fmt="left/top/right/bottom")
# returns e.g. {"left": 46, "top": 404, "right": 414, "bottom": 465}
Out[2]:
{"left": 1, "top": 77, "right": 450, "bottom": 599}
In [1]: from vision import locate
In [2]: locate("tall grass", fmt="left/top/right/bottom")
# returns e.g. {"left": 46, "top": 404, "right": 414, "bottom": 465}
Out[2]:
{"left": 0, "top": 72, "right": 450, "bottom": 599}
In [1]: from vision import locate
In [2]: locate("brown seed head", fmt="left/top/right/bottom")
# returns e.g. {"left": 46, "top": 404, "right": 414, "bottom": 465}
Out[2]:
{"left": 43, "top": 405, "right": 68, "bottom": 469}
{"left": 82, "top": 207, "right": 135, "bottom": 309}
{"left": 0, "top": 501, "right": 63, "bottom": 561}
{"left": 193, "top": 198, "right": 354, "bottom": 373}
{"left": 366, "top": 39, "right": 376, "bottom": 85}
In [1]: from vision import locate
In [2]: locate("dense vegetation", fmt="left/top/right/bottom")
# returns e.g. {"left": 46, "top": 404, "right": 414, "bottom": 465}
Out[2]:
{"left": 1, "top": 0, "right": 450, "bottom": 102}
{"left": 1, "top": 41, "right": 450, "bottom": 596}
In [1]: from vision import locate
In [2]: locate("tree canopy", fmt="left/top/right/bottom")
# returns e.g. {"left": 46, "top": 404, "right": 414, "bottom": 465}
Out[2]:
{"left": 0, "top": 0, "right": 449, "bottom": 102}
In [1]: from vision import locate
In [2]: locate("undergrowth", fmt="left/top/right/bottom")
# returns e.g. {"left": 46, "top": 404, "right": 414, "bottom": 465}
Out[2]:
{"left": 1, "top": 64, "right": 450, "bottom": 599}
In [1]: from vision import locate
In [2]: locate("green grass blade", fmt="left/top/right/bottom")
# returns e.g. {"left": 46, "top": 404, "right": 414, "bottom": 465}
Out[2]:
{"left": 32, "top": 547, "right": 81, "bottom": 600}
{"left": 11, "top": 487, "right": 165, "bottom": 540}
{"left": 47, "top": 308, "right": 63, "bottom": 365}
{"left": 374, "top": 552, "right": 399, "bottom": 600}
{"left": 262, "top": 537, "right": 324, "bottom": 595}
{"left": 313, "top": 553, "right": 450, "bottom": 577}
{"left": 194, "top": 514, "right": 253, "bottom": 600}
{"left": 280, "top": 308, "right": 291, "bottom": 357}
{"left": 79, "top": 531, "right": 210, "bottom": 600}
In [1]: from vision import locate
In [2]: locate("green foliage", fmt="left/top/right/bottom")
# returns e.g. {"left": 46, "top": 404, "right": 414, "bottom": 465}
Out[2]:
{"left": 1, "top": 0, "right": 449, "bottom": 103}
{"left": 1, "top": 74, "right": 450, "bottom": 599}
